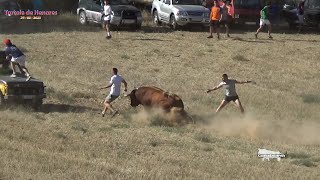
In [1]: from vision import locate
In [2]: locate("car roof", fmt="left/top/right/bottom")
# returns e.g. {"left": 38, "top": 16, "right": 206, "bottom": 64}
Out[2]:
{"left": 0, "top": 76, "right": 44, "bottom": 84}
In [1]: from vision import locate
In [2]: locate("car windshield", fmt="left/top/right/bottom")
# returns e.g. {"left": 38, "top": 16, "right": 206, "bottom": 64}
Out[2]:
{"left": 109, "top": 0, "right": 130, "bottom": 5}
{"left": 234, "top": 0, "right": 263, "bottom": 9}
{"left": 172, "top": 0, "right": 202, "bottom": 5}
{"left": 308, "top": 0, "right": 320, "bottom": 8}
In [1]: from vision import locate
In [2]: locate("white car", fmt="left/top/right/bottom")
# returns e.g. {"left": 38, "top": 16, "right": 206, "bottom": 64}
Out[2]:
{"left": 151, "top": 0, "right": 210, "bottom": 30}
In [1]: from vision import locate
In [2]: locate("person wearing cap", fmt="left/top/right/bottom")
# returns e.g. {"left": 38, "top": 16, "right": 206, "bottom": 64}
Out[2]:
{"left": 4, "top": 39, "right": 32, "bottom": 81}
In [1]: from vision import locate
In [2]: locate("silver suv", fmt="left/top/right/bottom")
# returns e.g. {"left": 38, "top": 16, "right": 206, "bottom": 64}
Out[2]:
{"left": 77, "top": 0, "right": 143, "bottom": 29}
{"left": 151, "top": 0, "right": 210, "bottom": 29}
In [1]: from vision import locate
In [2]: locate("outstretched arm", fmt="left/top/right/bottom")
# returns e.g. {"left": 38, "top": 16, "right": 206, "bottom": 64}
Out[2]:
{"left": 207, "top": 83, "right": 223, "bottom": 93}
{"left": 122, "top": 79, "right": 128, "bottom": 92}
{"left": 235, "top": 80, "right": 252, "bottom": 84}
{"left": 100, "top": 83, "right": 112, "bottom": 90}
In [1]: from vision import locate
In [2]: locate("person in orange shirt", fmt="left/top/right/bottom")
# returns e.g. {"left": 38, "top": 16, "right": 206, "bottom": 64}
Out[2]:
{"left": 208, "top": 0, "right": 221, "bottom": 39}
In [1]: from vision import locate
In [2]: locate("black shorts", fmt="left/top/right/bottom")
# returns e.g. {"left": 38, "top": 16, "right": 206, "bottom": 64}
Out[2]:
{"left": 224, "top": 95, "right": 239, "bottom": 102}
{"left": 210, "top": 20, "right": 220, "bottom": 27}
{"left": 219, "top": 20, "right": 228, "bottom": 26}
{"left": 104, "top": 20, "right": 110, "bottom": 25}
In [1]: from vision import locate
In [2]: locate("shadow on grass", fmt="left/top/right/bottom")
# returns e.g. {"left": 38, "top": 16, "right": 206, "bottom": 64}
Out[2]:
{"left": 41, "top": 103, "right": 100, "bottom": 113}
{"left": 232, "top": 37, "right": 272, "bottom": 43}
{"left": 132, "top": 37, "right": 173, "bottom": 42}
{"left": 300, "top": 94, "right": 320, "bottom": 104}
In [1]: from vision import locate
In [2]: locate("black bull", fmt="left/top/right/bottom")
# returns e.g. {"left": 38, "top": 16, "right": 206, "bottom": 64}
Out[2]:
{"left": 125, "top": 86, "right": 193, "bottom": 123}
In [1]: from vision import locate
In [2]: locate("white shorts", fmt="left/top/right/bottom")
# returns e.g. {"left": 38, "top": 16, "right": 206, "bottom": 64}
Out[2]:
{"left": 11, "top": 55, "right": 26, "bottom": 67}
{"left": 260, "top": 19, "right": 271, "bottom": 26}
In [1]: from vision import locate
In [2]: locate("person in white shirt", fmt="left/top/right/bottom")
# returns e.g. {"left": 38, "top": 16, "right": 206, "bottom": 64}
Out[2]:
{"left": 206, "top": 74, "right": 253, "bottom": 114}
{"left": 100, "top": 68, "right": 128, "bottom": 117}
{"left": 103, "top": 0, "right": 113, "bottom": 39}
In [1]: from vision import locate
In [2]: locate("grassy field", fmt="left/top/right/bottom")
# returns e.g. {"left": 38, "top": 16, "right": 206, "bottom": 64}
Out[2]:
{"left": 1, "top": 15, "right": 320, "bottom": 179}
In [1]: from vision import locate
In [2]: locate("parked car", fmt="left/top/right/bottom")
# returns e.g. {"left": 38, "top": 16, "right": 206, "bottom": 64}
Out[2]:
{"left": 0, "top": 74, "right": 46, "bottom": 109}
{"left": 232, "top": 0, "right": 264, "bottom": 24}
{"left": 151, "top": 0, "right": 210, "bottom": 30}
{"left": 304, "top": 0, "right": 320, "bottom": 26}
{"left": 0, "top": 0, "right": 20, "bottom": 27}
{"left": 282, "top": 2, "right": 300, "bottom": 28}
{"left": 77, "top": 0, "right": 143, "bottom": 29}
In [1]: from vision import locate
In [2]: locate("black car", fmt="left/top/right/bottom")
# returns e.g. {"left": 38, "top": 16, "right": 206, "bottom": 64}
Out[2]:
{"left": 0, "top": 0, "right": 20, "bottom": 30}
{"left": 282, "top": 2, "right": 299, "bottom": 28}
{"left": 304, "top": 0, "right": 320, "bottom": 26}
{"left": 77, "top": 0, "right": 143, "bottom": 29}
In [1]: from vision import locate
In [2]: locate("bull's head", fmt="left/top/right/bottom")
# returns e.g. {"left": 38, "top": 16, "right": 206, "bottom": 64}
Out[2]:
{"left": 125, "top": 88, "right": 140, "bottom": 107}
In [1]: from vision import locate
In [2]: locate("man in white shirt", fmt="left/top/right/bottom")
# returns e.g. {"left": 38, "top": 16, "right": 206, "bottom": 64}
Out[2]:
{"left": 206, "top": 74, "right": 253, "bottom": 114}
{"left": 100, "top": 68, "right": 128, "bottom": 117}
{"left": 103, "top": 0, "right": 112, "bottom": 39}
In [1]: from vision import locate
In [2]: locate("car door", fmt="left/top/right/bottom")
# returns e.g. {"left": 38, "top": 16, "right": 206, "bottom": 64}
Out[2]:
{"left": 86, "top": 0, "right": 95, "bottom": 21}
{"left": 91, "top": 0, "right": 103, "bottom": 22}
{"left": 160, "top": 0, "right": 171, "bottom": 22}
{"left": 158, "top": 0, "right": 166, "bottom": 20}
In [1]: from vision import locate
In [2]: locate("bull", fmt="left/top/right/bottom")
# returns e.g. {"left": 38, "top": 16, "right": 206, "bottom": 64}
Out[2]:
{"left": 125, "top": 86, "right": 193, "bottom": 124}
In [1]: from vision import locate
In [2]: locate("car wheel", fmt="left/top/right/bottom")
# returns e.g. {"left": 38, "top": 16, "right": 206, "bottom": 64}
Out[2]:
{"left": 0, "top": 93, "right": 5, "bottom": 107}
{"left": 170, "top": 14, "right": 178, "bottom": 30}
{"left": 32, "top": 99, "right": 43, "bottom": 110}
{"left": 153, "top": 10, "right": 161, "bottom": 26}
{"left": 135, "top": 24, "right": 142, "bottom": 30}
{"left": 79, "top": 11, "right": 88, "bottom": 25}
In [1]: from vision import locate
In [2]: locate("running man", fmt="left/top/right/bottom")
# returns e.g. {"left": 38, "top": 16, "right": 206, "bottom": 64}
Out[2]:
{"left": 103, "top": 0, "right": 113, "bottom": 39}
{"left": 206, "top": 74, "right": 253, "bottom": 114}
{"left": 255, "top": 3, "right": 273, "bottom": 39}
{"left": 4, "top": 39, "right": 32, "bottom": 81}
{"left": 208, "top": 0, "right": 221, "bottom": 39}
{"left": 100, "top": 68, "right": 127, "bottom": 117}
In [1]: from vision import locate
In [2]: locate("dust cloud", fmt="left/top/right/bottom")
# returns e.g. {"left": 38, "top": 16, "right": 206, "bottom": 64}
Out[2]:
{"left": 206, "top": 112, "right": 320, "bottom": 145}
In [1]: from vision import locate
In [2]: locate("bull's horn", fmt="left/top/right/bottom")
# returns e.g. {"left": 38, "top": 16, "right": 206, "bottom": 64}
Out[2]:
{"left": 124, "top": 94, "right": 129, "bottom": 97}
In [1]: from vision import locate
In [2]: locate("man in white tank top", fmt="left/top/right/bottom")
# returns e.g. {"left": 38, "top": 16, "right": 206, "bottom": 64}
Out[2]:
{"left": 100, "top": 68, "right": 127, "bottom": 117}
{"left": 207, "top": 74, "right": 254, "bottom": 114}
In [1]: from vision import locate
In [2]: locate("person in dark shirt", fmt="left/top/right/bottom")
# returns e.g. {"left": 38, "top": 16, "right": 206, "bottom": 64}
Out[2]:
{"left": 4, "top": 39, "right": 32, "bottom": 81}
{"left": 297, "top": 0, "right": 305, "bottom": 32}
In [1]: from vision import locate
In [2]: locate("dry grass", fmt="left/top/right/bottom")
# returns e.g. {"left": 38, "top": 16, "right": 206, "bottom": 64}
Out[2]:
{"left": 0, "top": 14, "right": 320, "bottom": 179}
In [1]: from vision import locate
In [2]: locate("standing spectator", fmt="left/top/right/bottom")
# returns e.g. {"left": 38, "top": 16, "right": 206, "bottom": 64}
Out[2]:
{"left": 255, "top": 3, "right": 273, "bottom": 39}
{"left": 297, "top": 0, "right": 305, "bottom": 32}
{"left": 103, "top": 0, "right": 113, "bottom": 39}
{"left": 208, "top": 0, "right": 221, "bottom": 39}
{"left": 220, "top": 1, "right": 230, "bottom": 37}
